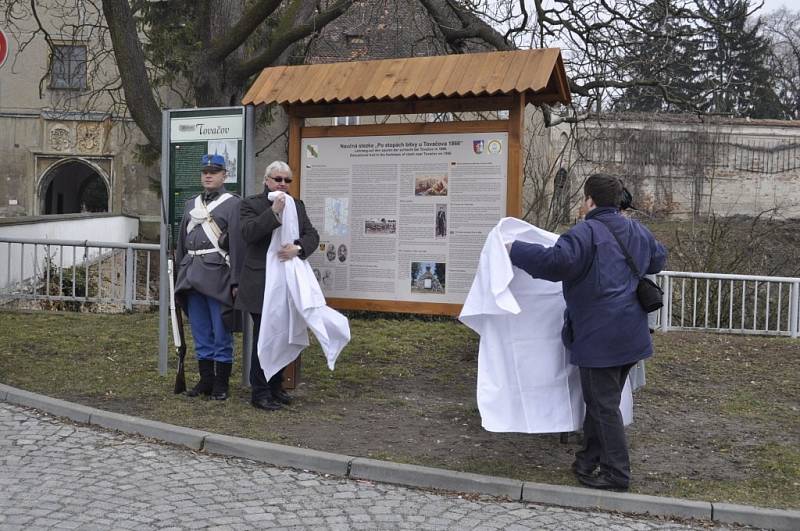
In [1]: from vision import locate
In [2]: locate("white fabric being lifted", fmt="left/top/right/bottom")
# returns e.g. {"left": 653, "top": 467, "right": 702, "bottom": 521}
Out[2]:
{"left": 257, "top": 192, "right": 350, "bottom": 380}
{"left": 459, "top": 217, "right": 633, "bottom": 434}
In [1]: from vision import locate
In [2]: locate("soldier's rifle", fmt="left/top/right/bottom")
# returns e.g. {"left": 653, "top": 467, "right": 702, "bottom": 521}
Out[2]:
{"left": 168, "top": 257, "right": 187, "bottom": 394}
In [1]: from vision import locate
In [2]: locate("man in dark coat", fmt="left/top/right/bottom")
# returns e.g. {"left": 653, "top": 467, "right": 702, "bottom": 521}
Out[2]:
{"left": 508, "top": 174, "right": 667, "bottom": 491}
{"left": 237, "top": 160, "right": 320, "bottom": 411}
{"left": 175, "top": 154, "right": 244, "bottom": 401}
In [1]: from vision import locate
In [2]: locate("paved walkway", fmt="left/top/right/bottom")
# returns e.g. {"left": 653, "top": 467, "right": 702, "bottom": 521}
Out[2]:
{"left": 0, "top": 402, "right": 736, "bottom": 530}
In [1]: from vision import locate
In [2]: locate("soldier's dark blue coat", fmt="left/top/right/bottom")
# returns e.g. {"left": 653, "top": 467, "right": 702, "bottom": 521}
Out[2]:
{"left": 510, "top": 207, "right": 668, "bottom": 368}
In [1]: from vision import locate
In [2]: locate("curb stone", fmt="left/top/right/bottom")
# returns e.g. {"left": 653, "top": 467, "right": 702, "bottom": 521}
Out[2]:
{"left": 2, "top": 383, "right": 799, "bottom": 530}
{"left": 0, "top": 383, "right": 209, "bottom": 451}
{"left": 714, "top": 502, "right": 800, "bottom": 530}
{"left": 89, "top": 409, "right": 208, "bottom": 450}
{"left": 522, "top": 482, "right": 712, "bottom": 521}
{"left": 1, "top": 384, "right": 94, "bottom": 424}
{"left": 349, "top": 457, "right": 523, "bottom": 499}
{"left": 204, "top": 433, "right": 351, "bottom": 477}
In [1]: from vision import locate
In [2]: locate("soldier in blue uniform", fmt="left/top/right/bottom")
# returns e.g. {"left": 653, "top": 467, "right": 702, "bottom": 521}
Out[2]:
{"left": 175, "top": 154, "right": 244, "bottom": 401}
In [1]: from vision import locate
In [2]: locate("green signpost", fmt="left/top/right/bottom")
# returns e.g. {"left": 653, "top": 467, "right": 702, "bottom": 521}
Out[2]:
{"left": 159, "top": 106, "right": 248, "bottom": 376}
{"left": 167, "top": 107, "right": 245, "bottom": 246}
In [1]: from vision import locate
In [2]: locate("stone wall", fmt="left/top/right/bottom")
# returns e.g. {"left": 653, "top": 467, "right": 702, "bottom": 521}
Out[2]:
{"left": 565, "top": 115, "right": 800, "bottom": 219}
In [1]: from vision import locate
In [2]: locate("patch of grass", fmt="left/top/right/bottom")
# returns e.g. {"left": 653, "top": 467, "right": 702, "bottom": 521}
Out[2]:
{"left": 671, "top": 443, "right": 800, "bottom": 508}
{"left": 1, "top": 310, "right": 798, "bottom": 509}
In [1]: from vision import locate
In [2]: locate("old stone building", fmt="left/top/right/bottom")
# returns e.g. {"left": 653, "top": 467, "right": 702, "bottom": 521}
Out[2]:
{"left": 0, "top": 0, "right": 480, "bottom": 229}
{"left": 0, "top": 5, "right": 156, "bottom": 222}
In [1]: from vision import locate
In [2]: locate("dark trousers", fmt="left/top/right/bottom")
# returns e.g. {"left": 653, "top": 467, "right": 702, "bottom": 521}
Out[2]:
{"left": 250, "top": 313, "right": 284, "bottom": 401}
{"left": 575, "top": 363, "right": 635, "bottom": 485}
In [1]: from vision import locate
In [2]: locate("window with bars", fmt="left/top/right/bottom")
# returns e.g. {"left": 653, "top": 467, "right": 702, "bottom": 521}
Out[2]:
{"left": 50, "top": 44, "right": 87, "bottom": 90}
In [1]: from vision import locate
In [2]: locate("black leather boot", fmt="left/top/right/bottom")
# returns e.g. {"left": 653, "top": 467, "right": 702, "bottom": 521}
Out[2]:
{"left": 186, "top": 359, "right": 214, "bottom": 397}
{"left": 210, "top": 361, "right": 232, "bottom": 401}
{"left": 269, "top": 373, "right": 293, "bottom": 405}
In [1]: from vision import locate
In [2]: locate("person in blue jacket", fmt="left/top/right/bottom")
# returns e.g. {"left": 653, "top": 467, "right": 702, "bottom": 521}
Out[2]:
{"left": 508, "top": 173, "right": 667, "bottom": 491}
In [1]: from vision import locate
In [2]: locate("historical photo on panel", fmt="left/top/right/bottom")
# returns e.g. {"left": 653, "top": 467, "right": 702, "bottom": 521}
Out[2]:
{"left": 337, "top": 244, "right": 348, "bottom": 263}
{"left": 323, "top": 242, "right": 336, "bottom": 262}
{"left": 324, "top": 198, "right": 349, "bottom": 236}
{"left": 435, "top": 204, "right": 447, "bottom": 239}
{"left": 364, "top": 217, "right": 397, "bottom": 235}
{"left": 414, "top": 174, "right": 448, "bottom": 197}
{"left": 410, "top": 261, "right": 446, "bottom": 294}
{"left": 207, "top": 139, "right": 238, "bottom": 183}
{"left": 320, "top": 269, "right": 333, "bottom": 289}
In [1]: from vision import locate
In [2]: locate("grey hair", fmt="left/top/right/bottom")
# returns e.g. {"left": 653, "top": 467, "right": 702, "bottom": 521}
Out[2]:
{"left": 264, "top": 161, "right": 292, "bottom": 179}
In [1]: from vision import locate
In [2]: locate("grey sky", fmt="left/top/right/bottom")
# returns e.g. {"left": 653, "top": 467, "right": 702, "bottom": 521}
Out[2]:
{"left": 758, "top": 0, "right": 789, "bottom": 13}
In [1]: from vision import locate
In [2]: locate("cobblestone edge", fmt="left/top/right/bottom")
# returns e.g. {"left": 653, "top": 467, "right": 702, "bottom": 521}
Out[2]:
{"left": 2, "top": 382, "right": 798, "bottom": 530}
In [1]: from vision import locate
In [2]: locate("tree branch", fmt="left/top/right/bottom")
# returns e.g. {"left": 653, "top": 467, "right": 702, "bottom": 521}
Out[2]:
{"left": 418, "top": 0, "right": 513, "bottom": 52}
{"left": 230, "top": 0, "right": 355, "bottom": 83}
{"left": 208, "top": 0, "right": 283, "bottom": 62}
{"left": 102, "top": 0, "right": 163, "bottom": 148}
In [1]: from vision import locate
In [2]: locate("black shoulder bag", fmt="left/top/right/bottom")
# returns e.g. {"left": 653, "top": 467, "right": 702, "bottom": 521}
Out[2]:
{"left": 596, "top": 221, "right": 664, "bottom": 313}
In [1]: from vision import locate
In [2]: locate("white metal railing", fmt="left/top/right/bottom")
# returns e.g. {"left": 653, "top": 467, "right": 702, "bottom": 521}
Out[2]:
{"left": 2, "top": 237, "right": 798, "bottom": 338}
{"left": 0, "top": 237, "right": 160, "bottom": 310}
{"left": 655, "top": 271, "right": 800, "bottom": 338}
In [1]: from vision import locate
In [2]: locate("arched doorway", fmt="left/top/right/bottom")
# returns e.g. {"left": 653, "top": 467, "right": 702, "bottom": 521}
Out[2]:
{"left": 40, "top": 159, "right": 109, "bottom": 214}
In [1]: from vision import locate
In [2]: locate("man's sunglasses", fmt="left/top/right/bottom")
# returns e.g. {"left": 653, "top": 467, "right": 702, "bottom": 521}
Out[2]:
{"left": 270, "top": 176, "right": 293, "bottom": 183}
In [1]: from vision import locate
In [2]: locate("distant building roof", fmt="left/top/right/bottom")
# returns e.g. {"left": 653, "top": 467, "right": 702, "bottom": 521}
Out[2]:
{"left": 242, "top": 49, "right": 570, "bottom": 107}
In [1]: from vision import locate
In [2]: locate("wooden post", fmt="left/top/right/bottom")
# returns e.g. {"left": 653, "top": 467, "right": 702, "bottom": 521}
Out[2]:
{"left": 283, "top": 112, "right": 304, "bottom": 390}
{"left": 288, "top": 114, "right": 303, "bottom": 196}
{"left": 506, "top": 92, "right": 525, "bottom": 218}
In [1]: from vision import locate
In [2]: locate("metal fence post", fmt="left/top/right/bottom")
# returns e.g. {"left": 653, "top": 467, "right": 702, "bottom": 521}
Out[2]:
{"left": 124, "top": 247, "right": 134, "bottom": 311}
{"left": 660, "top": 274, "right": 670, "bottom": 332}
{"left": 242, "top": 104, "right": 255, "bottom": 387}
{"left": 790, "top": 281, "right": 799, "bottom": 339}
{"left": 158, "top": 110, "right": 170, "bottom": 376}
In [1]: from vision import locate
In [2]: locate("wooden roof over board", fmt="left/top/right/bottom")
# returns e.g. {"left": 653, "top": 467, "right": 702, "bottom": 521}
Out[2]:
{"left": 242, "top": 48, "right": 571, "bottom": 108}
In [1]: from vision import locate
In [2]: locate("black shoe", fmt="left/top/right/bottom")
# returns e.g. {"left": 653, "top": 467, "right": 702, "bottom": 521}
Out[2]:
{"left": 571, "top": 460, "right": 597, "bottom": 478}
{"left": 210, "top": 362, "right": 232, "bottom": 401}
{"left": 577, "top": 472, "right": 629, "bottom": 491}
{"left": 251, "top": 397, "right": 282, "bottom": 411}
{"left": 271, "top": 389, "right": 293, "bottom": 405}
{"left": 186, "top": 359, "right": 214, "bottom": 397}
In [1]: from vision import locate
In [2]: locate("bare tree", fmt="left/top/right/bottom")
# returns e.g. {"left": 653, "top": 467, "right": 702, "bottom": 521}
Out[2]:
{"left": 418, "top": 0, "right": 779, "bottom": 117}
{"left": 3, "top": 0, "right": 356, "bottom": 150}
{"left": 761, "top": 7, "right": 800, "bottom": 119}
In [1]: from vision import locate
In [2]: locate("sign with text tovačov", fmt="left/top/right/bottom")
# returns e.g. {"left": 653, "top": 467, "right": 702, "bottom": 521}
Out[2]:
{"left": 167, "top": 107, "right": 245, "bottom": 245}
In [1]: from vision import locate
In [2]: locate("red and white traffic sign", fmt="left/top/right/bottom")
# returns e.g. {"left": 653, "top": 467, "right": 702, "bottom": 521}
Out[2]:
{"left": 0, "top": 29, "right": 9, "bottom": 68}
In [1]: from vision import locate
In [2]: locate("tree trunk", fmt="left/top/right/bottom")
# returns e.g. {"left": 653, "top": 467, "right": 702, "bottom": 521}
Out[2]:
{"left": 102, "top": 0, "right": 163, "bottom": 149}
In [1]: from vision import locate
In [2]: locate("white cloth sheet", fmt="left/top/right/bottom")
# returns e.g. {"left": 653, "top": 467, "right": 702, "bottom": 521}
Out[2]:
{"left": 459, "top": 217, "right": 633, "bottom": 434}
{"left": 257, "top": 192, "right": 350, "bottom": 380}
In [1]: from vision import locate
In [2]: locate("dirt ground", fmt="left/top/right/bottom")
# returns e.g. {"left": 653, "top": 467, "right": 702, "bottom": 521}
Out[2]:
{"left": 1, "top": 311, "right": 797, "bottom": 510}
{"left": 267, "top": 332, "right": 799, "bottom": 510}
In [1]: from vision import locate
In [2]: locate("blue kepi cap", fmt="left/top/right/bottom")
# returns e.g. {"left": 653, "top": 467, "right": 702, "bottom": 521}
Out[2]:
{"left": 201, "top": 154, "right": 226, "bottom": 172}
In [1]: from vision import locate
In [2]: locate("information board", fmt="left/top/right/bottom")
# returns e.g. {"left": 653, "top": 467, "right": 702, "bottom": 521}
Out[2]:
{"left": 168, "top": 107, "right": 245, "bottom": 245}
{"left": 300, "top": 131, "right": 508, "bottom": 306}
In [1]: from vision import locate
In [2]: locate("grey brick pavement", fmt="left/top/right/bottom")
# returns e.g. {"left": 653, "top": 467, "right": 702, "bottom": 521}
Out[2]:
{"left": 0, "top": 401, "right": 737, "bottom": 530}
